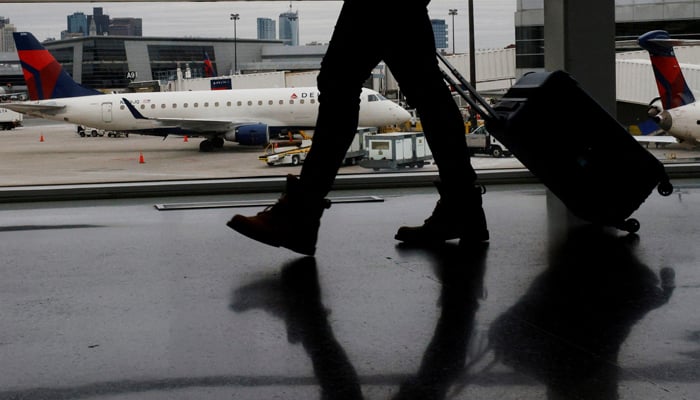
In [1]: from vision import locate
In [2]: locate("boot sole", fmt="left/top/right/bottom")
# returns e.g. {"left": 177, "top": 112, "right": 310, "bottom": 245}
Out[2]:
{"left": 226, "top": 218, "right": 316, "bottom": 256}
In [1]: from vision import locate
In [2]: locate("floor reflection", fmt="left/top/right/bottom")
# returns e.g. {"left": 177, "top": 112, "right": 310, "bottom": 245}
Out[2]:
{"left": 230, "top": 241, "right": 489, "bottom": 400}
{"left": 488, "top": 225, "right": 675, "bottom": 399}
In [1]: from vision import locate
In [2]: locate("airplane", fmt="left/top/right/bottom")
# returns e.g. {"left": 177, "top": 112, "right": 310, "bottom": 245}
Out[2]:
{"left": 0, "top": 32, "right": 411, "bottom": 152}
{"left": 635, "top": 30, "right": 700, "bottom": 147}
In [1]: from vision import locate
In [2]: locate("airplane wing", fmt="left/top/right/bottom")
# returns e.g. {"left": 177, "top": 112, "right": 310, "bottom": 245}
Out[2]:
{"left": 121, "top": 98, "right": 268, "bottom": 133}
{"left": 154, "top": 117, "right": 262, "bottom": 133}
{"left": 633, "top": 135, "right": 678, "bottom": 144}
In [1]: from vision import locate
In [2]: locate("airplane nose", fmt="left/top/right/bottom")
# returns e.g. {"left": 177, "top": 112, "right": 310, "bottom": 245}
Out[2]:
{"left": 395, "top": 106, "right": 412, "bottom": 124}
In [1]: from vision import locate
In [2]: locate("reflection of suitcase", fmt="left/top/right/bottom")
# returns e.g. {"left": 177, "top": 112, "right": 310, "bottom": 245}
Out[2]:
{"left": 437, "top": 53, "right": 673, "bottom": 233}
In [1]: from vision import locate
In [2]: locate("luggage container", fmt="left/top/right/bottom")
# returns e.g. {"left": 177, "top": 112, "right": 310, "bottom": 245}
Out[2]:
{"left": 360, "top": 132, "right": 432, "bottom": 171}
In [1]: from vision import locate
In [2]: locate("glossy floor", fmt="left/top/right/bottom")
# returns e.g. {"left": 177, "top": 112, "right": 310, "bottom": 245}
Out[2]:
{"left": 1, "top": 180, "right": 699, "bottom": 400}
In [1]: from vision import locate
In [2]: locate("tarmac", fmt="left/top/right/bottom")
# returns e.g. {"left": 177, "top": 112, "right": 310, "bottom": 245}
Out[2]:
{"left": 1, "top": 119, "right": 700, "bottom": 399}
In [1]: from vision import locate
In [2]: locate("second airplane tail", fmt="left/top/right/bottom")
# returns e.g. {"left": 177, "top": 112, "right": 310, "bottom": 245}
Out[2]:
{"left": 13, "top": 31, "right": 103, "bottom": 101}
{"left": 638, "top": 30, "right": 696, "bottom": 110}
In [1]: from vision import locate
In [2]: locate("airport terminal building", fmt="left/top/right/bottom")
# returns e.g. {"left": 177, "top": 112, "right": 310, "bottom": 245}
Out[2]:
{"left": 40, "top": 35, "right": 327, "bottom": 91}
{"left": 515, "top": 0, "right": 700, "bottom": 75}
{"left": 2, "top": 0, "right": 700, "bottom": 112}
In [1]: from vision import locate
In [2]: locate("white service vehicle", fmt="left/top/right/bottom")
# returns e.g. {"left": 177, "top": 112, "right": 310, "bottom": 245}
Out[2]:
{"left": 0, "top": 108, "right": 22, "bottom": 130}
{"left": 466, "top": 125, "right": 511, "bottom": 158}
{"left": 259, "top": 140, "right": 312, "bottom": 166}
{"left": 76, "top": 125, "right": 128, "bottom": 138}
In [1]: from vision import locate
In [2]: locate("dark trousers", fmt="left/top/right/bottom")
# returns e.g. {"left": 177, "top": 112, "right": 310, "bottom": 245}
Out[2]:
{"left": 299, "top": 0, "right": 477, "bottom": 198}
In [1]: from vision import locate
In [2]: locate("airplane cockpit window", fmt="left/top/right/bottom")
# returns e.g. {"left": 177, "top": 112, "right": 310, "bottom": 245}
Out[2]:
{"left": 367, "top": 93, "right": 390, "bottom": 102}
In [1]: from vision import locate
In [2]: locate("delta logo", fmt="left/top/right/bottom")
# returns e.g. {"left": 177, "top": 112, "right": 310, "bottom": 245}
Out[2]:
{"left": 289, "top": 92, "right": 318, "bottom": 100}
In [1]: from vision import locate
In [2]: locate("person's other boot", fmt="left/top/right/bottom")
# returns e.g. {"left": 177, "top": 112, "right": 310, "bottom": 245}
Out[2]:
{"left": 227, "top": 175, "right": 331, "bottom": 256}
{"left": 395, "top": 182, "right": 489, "bottom": 245}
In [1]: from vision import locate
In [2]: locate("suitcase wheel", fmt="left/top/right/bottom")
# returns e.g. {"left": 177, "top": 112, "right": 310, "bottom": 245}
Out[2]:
{"left": 619, "top": 218, "right": 641, "bottom": 233}
{"left": 657, "top": 180, "right": 673, "bottom": 197}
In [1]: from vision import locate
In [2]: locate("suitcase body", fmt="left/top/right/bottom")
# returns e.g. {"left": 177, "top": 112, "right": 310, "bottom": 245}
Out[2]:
{"left": 437, "top": 54, "right": 673, "bottom": 232}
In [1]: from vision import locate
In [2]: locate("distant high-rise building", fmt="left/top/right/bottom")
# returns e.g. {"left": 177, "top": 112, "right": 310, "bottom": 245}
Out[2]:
{"left": 88, "top": 7, "right": 110, "bottom": 36}
{"left": 63, "top": 8, "right": 141, "bottom": 38}
{"left": 0, "top": 16, "right": 16, "bottom": 52}
{"left": 279, "top": 9, "right": 298, "bottom": 46}
{"left": 109, "top": 18, "right": 143, "bottom": 36}
{"left": 89, "top": 18, "right": 97, "bottom": 36}
{"left": 257, "top": 17, "right": 276, "bottom": 40}
{"left": 67, "top": 12, "right": 88, "bottom": 36}
{"left": 431, "top": 19, "right": 448, "bottom": 50}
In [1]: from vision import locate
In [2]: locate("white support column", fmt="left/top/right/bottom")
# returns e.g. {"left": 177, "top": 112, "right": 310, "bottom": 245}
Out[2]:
{"left": 543, "top": 0, "right": 616, "bottom": 240}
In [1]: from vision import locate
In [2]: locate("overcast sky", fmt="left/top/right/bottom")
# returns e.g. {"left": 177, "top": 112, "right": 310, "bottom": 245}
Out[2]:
{"left": 1, "top": 1, "right": 517, "bottom": 52}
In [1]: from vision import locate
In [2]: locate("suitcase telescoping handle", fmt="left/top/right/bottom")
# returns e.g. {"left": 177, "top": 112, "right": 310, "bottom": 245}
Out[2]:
{"left": 436, "top": 51, "right": 498, "bottom": 122}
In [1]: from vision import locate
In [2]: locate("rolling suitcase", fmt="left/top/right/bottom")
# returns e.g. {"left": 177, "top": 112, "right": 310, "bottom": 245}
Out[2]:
{"left": 437, "top": 52, "right": 673, "bottom": 233}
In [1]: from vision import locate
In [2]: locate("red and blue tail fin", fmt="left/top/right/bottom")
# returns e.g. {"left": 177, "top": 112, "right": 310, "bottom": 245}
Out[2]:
{"left": 638, "top": 30, "right": 696, "bottom": 110}
{"left": 13, "top": 32, "right": 102, "bottom": 100}
{"left": 203, "top": 52, "right": 216, "bottom": 77}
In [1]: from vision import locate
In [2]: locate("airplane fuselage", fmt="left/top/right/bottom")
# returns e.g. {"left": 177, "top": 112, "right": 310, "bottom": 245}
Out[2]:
{"left": 6, "top": 31, "right": 411, "bottom": 151}
{"left": 13, "top": 86, "right": 409, "bottom": 135}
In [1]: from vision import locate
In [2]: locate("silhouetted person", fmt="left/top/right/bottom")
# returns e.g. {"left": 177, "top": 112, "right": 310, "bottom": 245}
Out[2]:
{"left": 488, "top": 226, "right": 675, "bottom": 400}
{"left": 227, "top": 0, "right": 488, "bottom": 255}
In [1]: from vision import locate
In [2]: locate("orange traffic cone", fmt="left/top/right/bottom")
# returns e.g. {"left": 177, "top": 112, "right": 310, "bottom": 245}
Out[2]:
{"left": 183, "top": 135, "right": 189, "bottom": 142}
{"left": 40, "top": 135, "right": 44, "bottom": 142}
{"left": 139, "top": 152, "right": 145, "bottom": 164}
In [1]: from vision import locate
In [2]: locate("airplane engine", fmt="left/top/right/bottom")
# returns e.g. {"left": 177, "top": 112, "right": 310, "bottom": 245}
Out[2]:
{"left": 651, "top": 109, "right": 673, "bottom": 131}
{"left": 229, "top": 124, "right": 270, "bottom": 146}
{"left": 647, "top": 105, "right": 661, "bottom": 118}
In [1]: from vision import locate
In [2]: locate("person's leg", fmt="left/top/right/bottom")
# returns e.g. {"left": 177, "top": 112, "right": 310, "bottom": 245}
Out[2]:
{"left": 298, "top": 0, "right": 383, "bottom": 198}
{"left": 383, "top": 4, "right": 488, "bottom": 244}
{"left": 227, "top": 0, "right": 383, "bottom": 255}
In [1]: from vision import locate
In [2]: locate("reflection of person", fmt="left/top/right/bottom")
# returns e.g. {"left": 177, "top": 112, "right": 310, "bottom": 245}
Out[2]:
{"left": 227, "top": 0, "right": 488, "bottom": 256}
{"left": 488, "top": 226, "right": 675, "bottom": 399}
{"left": 230, "top": 257, "right": 363, "bottom": 400}
{"left": 231, "top": 242, "right": 489, "bottom": 400}
{"left": 392, "top": 242, "right": 489, "bottom": 400}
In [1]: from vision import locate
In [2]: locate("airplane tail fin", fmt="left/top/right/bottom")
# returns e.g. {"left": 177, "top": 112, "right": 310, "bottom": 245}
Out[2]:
{"left": 638, "top": 30, "right": 696, "bottom": 110}
{"left": 13, "top": 32, "right": 102, "bottom": 100}
{"left": 203, "top": 52, "right": 216, "bottom": 78}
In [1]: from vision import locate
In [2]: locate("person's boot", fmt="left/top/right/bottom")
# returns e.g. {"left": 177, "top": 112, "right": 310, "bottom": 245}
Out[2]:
{"left": 227, "top": 175, "right": 331, "bottom": 256}
{"left": 395, "top": 182, "right": 489, "bottom": 245}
